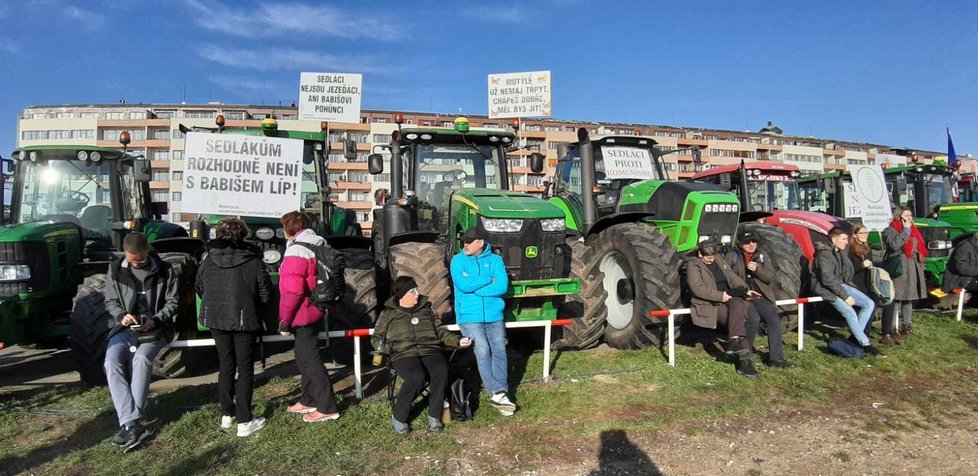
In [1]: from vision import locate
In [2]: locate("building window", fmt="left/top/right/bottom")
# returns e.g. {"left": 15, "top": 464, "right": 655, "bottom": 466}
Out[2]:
{"left": 172, "top": 171, "right": 183, "bottom": 181}
{"left": 79, "top": 112, "right": 101, "bottom": 119}
{"left": 155, "top": 111, "right": 175, "bottom": 119}
{"left": 328, "top": 172, "right": 345, "bottom": 182}
{"left": 372, "top": 117, "right": 387, "bottom": 123}
{"left": 372, "top": 133, "right": 391, "bottom": 143}
{"left": 105, "top": 112, "right": 126, "bottom": 120}
{"left": 152, "top": 169, "right": 169, "bottom": 181}
{"left": 21, "top": 130, "right": 47, "bottom": 140}
{"left": 278, "top": 114, "right": 296, "bottom": 120}
{"left": 348, "top": 132, "right": 369, "bottom": 143}
{"left": 152, "top": 129, "right": 170, "bottom": 140}
{"left": 57, "top": 112, "right": 74, "bottom": 119}
{"left": 184, "top": 110, "right": 216, "bottom": 119}
{"left": 225, "top": 111, "right": 245, "bottom": 120}
{"left": 172, "top": 150, "right": 184, "bottom": 161}
{"left": 376, "top": 173, "right": 391, "bottom": 182}
{"left": 151, "top": 191, "right": 168, "bottom": 202}
{"left": 544, "top": 126, "right": 560, "bottom": 131}
{"left": 350, "top": 192, "right": 369, "bottom": 201}
{"left": 172, "top": 192, "right": 182, "bottom": 201}
{"left": 129, "top": 112, "right": 145, "bottom": 120}
{"left": 252, "top": 114, "right": 266, "bottom": 120}
{"left": 31, "top": 113, "right": 48, "bottom": 119}
{"left": 358, "top": 212, "right": 370, "bottom": 222}
{"left": 171, "top": 129, "right": 184, "bottom": 139}
{"left": 524, "top": 125, "right": 541, "bottom": 131}
{"left": 547, "top": 141, "right": 568, "bottom": 150}
{"left": 441, "top": 121, "right": 454, "bottom": 127}
{"left": 152, "top": 150, "right": 169, "bottom": 161}
{"left": 348, "top": 172, "right": 369, "bottom": 182}
{"left": 71, "top": 130, "right": 94, "bottom": 139}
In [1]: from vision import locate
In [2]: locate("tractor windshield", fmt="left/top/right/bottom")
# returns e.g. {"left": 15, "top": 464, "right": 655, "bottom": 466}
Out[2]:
{"left": 414, "top": 143, "right": 500, "bottom": 211}
{"left": 923, "top": 173, "right": 954, "bottom": 207}
{"left": 743, "top": 178, "right": 800, "bottom": 212}
{"left": 17, "top": 160, "right": 117, "bottom": 235}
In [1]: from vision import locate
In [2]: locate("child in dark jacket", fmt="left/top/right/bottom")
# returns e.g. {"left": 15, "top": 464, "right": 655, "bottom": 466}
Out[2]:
{"left": 373, "top": 277, "right": 471, "bottom": 434}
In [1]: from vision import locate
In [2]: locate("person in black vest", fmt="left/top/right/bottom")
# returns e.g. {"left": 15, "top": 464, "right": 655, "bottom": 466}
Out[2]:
{"left": 196, "top": 217, "right": 273, "bottom": 437}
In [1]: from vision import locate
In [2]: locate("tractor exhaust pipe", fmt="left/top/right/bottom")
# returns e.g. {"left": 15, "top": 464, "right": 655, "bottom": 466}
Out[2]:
{"left": 578, "top": 127, "right": 597, "bottom": 232}
{"left": 390, "top": 134, "right": 403, "bottom": 199}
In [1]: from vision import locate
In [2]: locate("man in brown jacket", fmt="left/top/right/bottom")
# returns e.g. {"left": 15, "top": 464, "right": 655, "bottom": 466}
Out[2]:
{"left": 724, "top": 231, "right": 795, "bottom": 369}
{"left": 686, "top": 241, "right": 759, "bottom": 378}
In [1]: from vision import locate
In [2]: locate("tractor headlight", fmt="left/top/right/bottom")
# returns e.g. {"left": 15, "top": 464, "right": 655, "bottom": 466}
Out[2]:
{"left": 482, "top": 218, "right": 524, "bottom": 233}
{"left": 254, "top": 227, "right": 275, "bottom": 241}
{"left": 208, "top": 227, "right": 217, "bottom": 240}
{"left": 541, "top": 218, "right": 565, "bottom": 232}
{"left": 928, "top": 240, "right": 950, "bottom": 250}
{"left": 275, "top": 227, "right": 286, "bottom": 239}
{"left": 720, "top": 235, "right": 732, "bottom": 245}
{"left": 262, "top": 250, "right": 282, "bottom": 264}
{"left": 0, "top": 264, "right": 30, "bottom": 281}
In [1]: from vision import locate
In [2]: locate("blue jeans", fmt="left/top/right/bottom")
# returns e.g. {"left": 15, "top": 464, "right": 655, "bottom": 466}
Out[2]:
{"left": 828, "top": 284, "right": 875, "bottom": 346}
{"left": 459, "top": 321, "right": 508, "bottom": 395}
{"left": 104, "top": 330, "right": 164, "bottom": 427}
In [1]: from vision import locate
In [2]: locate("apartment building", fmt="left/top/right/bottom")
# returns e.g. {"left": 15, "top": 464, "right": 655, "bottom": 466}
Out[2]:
{"left": 16, "top": 103, "right": 949, "bottom": 232}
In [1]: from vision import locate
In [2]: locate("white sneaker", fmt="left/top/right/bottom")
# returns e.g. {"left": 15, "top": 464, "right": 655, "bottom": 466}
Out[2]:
{"left": 220, "top": 415, "right": 234, "bottom": 429}
{"left": 236, "top": 417, "right": 266, "bottom": 437}
{"left": 488, "top": 392, "right": 517, "bottom": 413}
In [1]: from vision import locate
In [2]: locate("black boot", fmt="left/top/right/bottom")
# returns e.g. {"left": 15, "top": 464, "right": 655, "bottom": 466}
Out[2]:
{"left": 736, "top": 359, "right": 759, "bottom": 378}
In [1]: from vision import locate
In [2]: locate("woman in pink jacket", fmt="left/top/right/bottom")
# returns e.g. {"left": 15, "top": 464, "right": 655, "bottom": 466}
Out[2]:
{"left": 278, "top": 211, "right": 339, "bottom": 423}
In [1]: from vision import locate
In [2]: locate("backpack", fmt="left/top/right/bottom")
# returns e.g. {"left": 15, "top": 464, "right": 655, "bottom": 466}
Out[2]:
{"left": 826, "top": 338, "right": 866, "bottom": 358}
{"left": 868, "top": 267, "right": 895, "bottom": 305}
{"left": 449, "top": 377, "right": 473, "bottom": 421}
{"left": 295, "top": 242, "right": 346, "bottom": 308}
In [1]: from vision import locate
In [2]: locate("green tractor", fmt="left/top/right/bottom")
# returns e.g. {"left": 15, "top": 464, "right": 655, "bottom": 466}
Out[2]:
{"left": 545, "top": 130, "right": 743, "bottom": 350}
{"left": 799, "top": 165, "right": 955, "bottom": 305}
{"left": 179, "top": 117, "right": 377, "bottom": 360}
{"left": 367, "top": 116, "right": 578, "bottom": 328}
{"left": 0, "top": 141, "right": 190, "bottom": 383}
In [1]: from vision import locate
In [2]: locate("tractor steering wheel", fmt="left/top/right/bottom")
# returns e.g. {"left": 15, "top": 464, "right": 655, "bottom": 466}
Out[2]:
{"left": 56, "top": 190, "right": 90, "bottom": 212}
{"left": 443, "top": 169, "right": 467, "bottom": 184}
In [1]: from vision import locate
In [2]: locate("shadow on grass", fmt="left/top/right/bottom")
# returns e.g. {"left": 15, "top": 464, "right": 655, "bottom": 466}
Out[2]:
{"left": 159, "top": 443, "right": 236, "bottom": 476}
{"left": 589, "top": 429, "right": 661, "bottom": 476}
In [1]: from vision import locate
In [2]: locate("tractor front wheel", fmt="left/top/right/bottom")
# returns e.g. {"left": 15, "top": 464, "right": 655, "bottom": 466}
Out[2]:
{"left": 390, "top": 242, "right": 453, "bottom": 321}
{"left": 69, "top": 274, "right": 112, "bottom": 386}
{"left": 553, "top": 239, "right": 608, "bottom": 350}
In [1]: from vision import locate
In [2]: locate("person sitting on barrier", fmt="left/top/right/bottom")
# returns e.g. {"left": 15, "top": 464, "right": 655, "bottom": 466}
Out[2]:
{"left": 450, "top": 228, "right": 516, "bottom": 415}
{"left": 278, "top": 211, "right": 340, "bottom": 423}
{"left": 882, "top": 207, "right": 927, "bottom": 338}
{"left": 195, "top": 217, "right": 272, "bottom": 437}
{"left": 943, "top": 232, "right": 978, "bottom": 295}
{"left": 849, "top": 224, "right": 894, "bottom": 345}
{"left": 373, "top": 276, "right": 473, "bottom": 434}
{"left": 724, "top": 231, "right": 795, "bottom": 369}
{"left": 103, "top": 232, "right": 179, "bottom": 451}
{"left": 813, "top": 227, "right": 881, "bottom": 355}
{"left": 686, "top": 241, "right": 759, "bottom": 378}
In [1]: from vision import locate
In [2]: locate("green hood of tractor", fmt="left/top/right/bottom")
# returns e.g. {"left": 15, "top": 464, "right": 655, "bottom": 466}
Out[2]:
{"left": 913, "top": 217, "right": 950, "bottom": 228}
{"left": 0, "top": 221, "right": 79, "bottom": 242}
{"left": 452, "top": 189, "right": 563, "bottom": 219}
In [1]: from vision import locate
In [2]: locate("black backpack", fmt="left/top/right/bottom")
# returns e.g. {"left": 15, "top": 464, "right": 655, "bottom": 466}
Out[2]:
{"left": 295, "top": 242, "right": 346, "bottom": 308}
{"left": 449, "top": 377, "right": 473, "bottom": 421}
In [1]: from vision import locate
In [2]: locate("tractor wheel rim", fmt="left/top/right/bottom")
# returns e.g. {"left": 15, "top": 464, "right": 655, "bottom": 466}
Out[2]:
{"left": 600, "top": 251, "right": 634, "bottom": 330}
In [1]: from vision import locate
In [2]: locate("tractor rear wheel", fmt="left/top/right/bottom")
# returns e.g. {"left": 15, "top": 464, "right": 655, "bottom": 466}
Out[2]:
{"left": 390, "top": 242, "right": 453, "bottom": 321}
{"left": 740, "top": 222, "right": 804, "bottom": 333}
{"left": 153, "top": 252, "right": 206, "bottom": 379}
{"left": 70, "top": 274, "right": 112, "bottom": 386}
{"left": 328, "top": 248, "right": 379, "bottom": 365}
{"left": 591, "top": 223, "right": 682, "bottom": 349}
{"left": 553, "top": 239, "right": 608, "bottom": 350}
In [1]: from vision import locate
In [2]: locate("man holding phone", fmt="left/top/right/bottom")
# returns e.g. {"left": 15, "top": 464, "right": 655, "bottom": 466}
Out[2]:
{"left": 103, "top": 233, "right": 179, "bottom": 451}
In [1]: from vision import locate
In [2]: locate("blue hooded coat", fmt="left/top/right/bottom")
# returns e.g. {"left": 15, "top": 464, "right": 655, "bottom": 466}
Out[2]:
{"left": 450, "top": 244, "right": 509, "bottom": 324}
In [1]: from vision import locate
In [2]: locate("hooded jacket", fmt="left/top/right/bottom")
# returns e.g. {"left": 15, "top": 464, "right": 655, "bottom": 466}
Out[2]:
{"left": 450, "top": 243, "right": 509, "bottom": 325}
{"left": 279, "top": 228, "right": 327, "bottom": 328}
{"left": 685, "top": 255, "right": 749, "bottom": 329}
{"left": 372, "top": 296, "right": 462, "bottom": 362}
{"left": 104, "top": 252, "right": 179, "bottom": 341}
{"left": 943, "top": 235, "right": 978, "bottom": 292}
{"left": 811, "top": 241, "right": 854, "bottom": 302}
{"left": 195, "top": 239, "right": 273, "bottom": 332}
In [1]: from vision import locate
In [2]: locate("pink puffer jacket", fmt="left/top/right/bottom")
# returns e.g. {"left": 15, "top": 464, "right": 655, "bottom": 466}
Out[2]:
{"left": 278, "top": 228, "right": 325, "bottom": 328}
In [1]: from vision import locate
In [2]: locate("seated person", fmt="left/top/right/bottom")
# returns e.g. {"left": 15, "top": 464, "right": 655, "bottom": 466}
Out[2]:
{"left": 943, "top": 232, "right": 978, "bottom": 293}
{"left": 813, "top": 227, "right": 880, "bottom": 356}
{"left": 685, "top": 241, "right": 759, "bottom": 378}
{"left": 372, "top": 277, "right": 472, "bottom": 434}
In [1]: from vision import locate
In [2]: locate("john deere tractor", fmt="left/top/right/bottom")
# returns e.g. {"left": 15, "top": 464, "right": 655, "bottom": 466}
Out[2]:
{"left": 367, "top": 116, "right": 577, "bottom": 328}
{"left": 0, "top": 142, "right": 190, "bottom": 384}
{"left": 545, "top": 130, "right": 743, "bottom": 350}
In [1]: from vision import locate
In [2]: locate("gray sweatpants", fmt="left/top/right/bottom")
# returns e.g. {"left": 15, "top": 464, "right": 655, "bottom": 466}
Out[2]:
{"left": 104, "top": 330, "right": 164, "bottom": 427}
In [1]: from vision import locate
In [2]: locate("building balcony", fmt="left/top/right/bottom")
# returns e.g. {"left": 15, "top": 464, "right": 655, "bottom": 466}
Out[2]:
{"left": 327, "top": 162, "right": 368, "bottom": 171}
{"left": 334, "top": 201, "right": 374, "bottom": 210}
{"left": 331, "top": 181, "right": 373, "bottom": 191}
{"left": 149, "top": 181, "right": 170, "bottom": 190}
{"left": 824, "top": 162, "right": 846, "bottom": 171}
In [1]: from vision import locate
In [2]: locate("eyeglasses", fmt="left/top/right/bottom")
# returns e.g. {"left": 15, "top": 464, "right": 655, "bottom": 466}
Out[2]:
{"left": 128, "top": 257, "right": 149, "bottom": 265}
{"left": 742, "top": 240, "right": 758, "bottom": 244}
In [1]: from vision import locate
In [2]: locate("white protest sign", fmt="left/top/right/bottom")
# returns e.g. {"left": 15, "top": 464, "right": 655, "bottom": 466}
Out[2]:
{"left": 848, "top": 165, "right": 892, "bottom": 231}
{"left": 298, "top": 72, "right": 362, "bottom": 123}
{"left": 601, "top": 147, "right": 656, "bottom": 180}
{"left": 182, "top": 133, "right": 303, "bottom": 218}
{"left": 843, "top": 181, "right": 863, "bottom": 218}
{"left": 488, "top": 70, "right": 551, "bottom": 119}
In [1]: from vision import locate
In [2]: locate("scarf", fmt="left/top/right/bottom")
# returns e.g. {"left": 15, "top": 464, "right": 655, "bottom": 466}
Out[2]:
{"left": 890, "top": 219, "right": 927, "bottom": 260}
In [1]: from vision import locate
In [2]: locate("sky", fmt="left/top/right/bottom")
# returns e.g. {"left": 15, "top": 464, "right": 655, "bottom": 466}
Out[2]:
{"left": 0, "top": 0, "right": 975, "bottom": 157}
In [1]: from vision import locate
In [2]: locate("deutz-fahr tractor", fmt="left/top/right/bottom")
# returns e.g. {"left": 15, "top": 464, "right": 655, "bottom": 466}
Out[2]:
{"left": 545, "top": 130, "right": 743, "bottom": 350}
{"left": 367, "top": 116, "right": 578, "bottom": 329}
{"left": 799, "top": 165, "right": 955, "bottom": 306}
{"left": 180, "top": 117, "right": 376, "bottom": 340}
{"left": 0, "top": 141, "right": 190, "bottom": 384}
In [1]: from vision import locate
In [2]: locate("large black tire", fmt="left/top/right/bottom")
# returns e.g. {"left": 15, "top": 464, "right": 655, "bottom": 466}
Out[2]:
{"left": 390, "top": 242, "right": 453, "bottom": 321}
{"left": 553, "top": 239, "right": 608, "bottom": 350}
{"left": 327, "top": 248, "right": 379, "bottom": 365}
{"left": 590, "top": 223, "right": 682, "bottom": 349}
{"left": 153, "top": 252, "right": 204, "bottom": 379}
{"left": 70, "top": 274, "right": 112, "bottom": 386}
{"left": 740, "top": 222, "right": 804, "bottom": 333}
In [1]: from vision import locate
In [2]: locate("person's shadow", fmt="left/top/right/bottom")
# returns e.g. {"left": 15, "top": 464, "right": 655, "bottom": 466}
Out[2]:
{"left": 589, "top": 429, "right": 661, "bottom": 475}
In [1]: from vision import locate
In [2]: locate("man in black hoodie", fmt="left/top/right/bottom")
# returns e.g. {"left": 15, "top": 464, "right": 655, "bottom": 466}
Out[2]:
{"left": 103, "top": 232, "right": 179, "bottom": 451}
{"left": 195, "top": 217, "right": 272, "bottom": 437}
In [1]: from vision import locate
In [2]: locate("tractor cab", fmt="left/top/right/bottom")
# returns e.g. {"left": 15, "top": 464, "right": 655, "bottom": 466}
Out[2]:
{"left": 693, "top": 162, "right": 801, "bottom": 215}
{"left": 957, "top": 173, "right": 977, "bottom": 203}
{"left": 883, "top": 164, "right": 955, "bottom": 220}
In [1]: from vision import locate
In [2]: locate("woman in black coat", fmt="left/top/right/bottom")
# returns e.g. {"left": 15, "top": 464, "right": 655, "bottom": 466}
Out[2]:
{"left": 195, "top": 217, "right": 272, "bottom": 437}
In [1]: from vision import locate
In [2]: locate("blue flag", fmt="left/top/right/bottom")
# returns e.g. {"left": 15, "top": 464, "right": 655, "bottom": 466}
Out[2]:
{"left": 948, "top": 127, "right": 957, "bottom": 167}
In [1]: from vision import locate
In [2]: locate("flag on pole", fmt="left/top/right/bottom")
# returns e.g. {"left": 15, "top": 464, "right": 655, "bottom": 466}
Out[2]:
{"left": 948, "top": 127, "right": 958, "bottom": 168}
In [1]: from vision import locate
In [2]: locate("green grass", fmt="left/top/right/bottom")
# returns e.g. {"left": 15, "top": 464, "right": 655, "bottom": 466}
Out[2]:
{"left": 2, "top": 311, "right": 978, "bottom": 474}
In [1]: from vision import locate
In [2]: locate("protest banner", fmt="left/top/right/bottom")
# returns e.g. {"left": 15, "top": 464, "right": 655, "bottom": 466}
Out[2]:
{"left": 298, "top": 72, "right": 362, "bottom": 123}
{"left": 848, "top": 165, "right": 892, "bottom": 230}
{"left": 601, "top": 146, "right": 657, "bottom": 180}
{"left": 488, "top": 71, "right": 551, "bottom": 119}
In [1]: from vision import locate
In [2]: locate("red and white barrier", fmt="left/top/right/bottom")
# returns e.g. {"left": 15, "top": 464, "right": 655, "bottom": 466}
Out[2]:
{"left": 169, "top": 319, "right": 572, "bottom": 399}
{"left": 950, "top": 288, "right": 966, "bottom": 322}
{"left": 650, "top": 296, "right": 825, "bottom": 367}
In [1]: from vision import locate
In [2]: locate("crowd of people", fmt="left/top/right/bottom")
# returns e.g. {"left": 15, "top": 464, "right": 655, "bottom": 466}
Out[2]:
{"left": 101, "top": 207, "right": 978, "bottom": 449}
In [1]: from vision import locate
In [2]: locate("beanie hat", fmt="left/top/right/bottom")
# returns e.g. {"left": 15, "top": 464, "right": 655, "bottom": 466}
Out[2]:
{"left": 393, "top": 276, "right": 418, "bottom": 301}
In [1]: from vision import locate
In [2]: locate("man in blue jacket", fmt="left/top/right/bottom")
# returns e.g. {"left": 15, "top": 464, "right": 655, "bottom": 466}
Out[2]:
{"left": 451, "top": 228, "right": 516, "bottom": 415}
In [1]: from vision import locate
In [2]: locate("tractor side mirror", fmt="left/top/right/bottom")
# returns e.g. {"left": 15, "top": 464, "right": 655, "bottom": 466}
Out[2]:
{"left": 719, "top": 173, "right": 732, "bottom": 189}
{"left": 343, "top": 138, "right": 358, "bottom": 161}
{"left": 133, "top": 158, "right": 152, "bottom": 182}
{"left": 529, "top": 152, "right": 545, "bottom": 174}
{"left": 692, "top": 147, "right": 702, "bottom": 165}
{"left": 149, "top": 201, "right": 169, "bottom": 218}
{"left": 368, "top": 153, "right": 384, "bottom": 174}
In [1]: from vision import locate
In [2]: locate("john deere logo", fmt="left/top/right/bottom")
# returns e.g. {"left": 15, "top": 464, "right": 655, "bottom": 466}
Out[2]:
{"left": 525, "top": 246, "right": 539, "bottom": 258}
